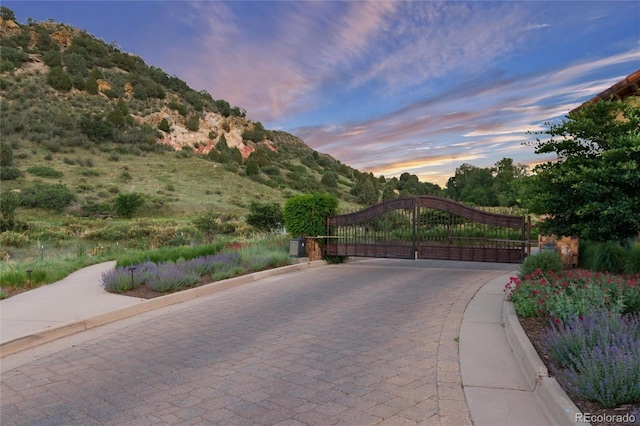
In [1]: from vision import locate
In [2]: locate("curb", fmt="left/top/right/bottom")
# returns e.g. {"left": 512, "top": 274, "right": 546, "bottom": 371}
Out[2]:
{"left": 502, "top": 299, "right": 589, "bottom": 426}
{"left": 0, "top": 259, "right": 325, "bottom": 358}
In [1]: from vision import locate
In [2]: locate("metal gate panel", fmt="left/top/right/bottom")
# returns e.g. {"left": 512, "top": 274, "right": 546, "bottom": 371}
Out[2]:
{"left": 326, "top": 197, "right": 415, "bottom": 259}
{"left": 416, "top": 196, "right": 526, "bottom": 263}
{"left": 327, "top": 196, "right": 528, "bottom": 263}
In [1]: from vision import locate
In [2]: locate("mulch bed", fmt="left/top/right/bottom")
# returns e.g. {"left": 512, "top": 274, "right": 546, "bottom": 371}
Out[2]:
{"left": 518, "top": 316, "right": 638, "bottom": 425}
{"left": 119, "top": 272, "right": 216, "bottom": 299}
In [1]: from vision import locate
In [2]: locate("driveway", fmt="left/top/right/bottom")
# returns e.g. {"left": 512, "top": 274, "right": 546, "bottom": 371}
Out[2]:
{"left": 1, "top": 258, "right": 513, "bottom": 425}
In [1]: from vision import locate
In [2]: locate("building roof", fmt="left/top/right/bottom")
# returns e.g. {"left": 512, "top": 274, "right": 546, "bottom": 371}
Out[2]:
{"left": 570, "top": 69, "right": 639, "bottom": 114}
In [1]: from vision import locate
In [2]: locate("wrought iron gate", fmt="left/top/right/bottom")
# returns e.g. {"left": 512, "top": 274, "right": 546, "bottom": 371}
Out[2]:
{"left": 326, "top": 196, "right": 529, "bottom": 263}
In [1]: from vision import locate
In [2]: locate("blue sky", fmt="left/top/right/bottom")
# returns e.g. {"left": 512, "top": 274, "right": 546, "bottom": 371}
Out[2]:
{"left": 5, "top": 1, "right": 639, "bottom": 186}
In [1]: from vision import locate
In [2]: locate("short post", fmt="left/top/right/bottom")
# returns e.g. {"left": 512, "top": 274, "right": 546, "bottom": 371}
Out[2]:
{"left": 26, "top": 269, "right": 33, "bottom": 288}
{"left": 40, "top": 245, "right": 44, "bottom": 261}
{"left": 128, "top": 266, "right": 137, "bottom": 288}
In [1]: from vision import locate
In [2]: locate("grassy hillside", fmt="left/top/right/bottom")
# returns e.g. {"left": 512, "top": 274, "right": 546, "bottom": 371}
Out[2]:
{"left": 0, "top": 10, "right": 367, "bottom": 223}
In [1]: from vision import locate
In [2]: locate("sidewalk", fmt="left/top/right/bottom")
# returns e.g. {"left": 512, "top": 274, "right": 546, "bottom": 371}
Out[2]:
{"left": 0, "top": 260, "right": 584, "bottom": 425}
{"left": 459, "top": 273, "right": 582, "bottom": 425}
{"left": 0, "top": 261, "right": 145, "bottom": 345}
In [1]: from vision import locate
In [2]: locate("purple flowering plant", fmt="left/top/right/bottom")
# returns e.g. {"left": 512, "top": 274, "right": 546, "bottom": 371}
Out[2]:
{"left": 543, "top": 309, "right": 640, "bottom": 407}
{"left": 101, "top": 241, "right": 289, "bottom": 295}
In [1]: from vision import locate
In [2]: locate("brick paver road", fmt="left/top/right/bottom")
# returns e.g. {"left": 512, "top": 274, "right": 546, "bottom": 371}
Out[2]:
{"left": 1, "top": 259, "right": 513, "bottom": 425}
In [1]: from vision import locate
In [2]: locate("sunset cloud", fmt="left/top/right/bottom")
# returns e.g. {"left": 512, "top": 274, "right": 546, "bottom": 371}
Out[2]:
{"left": 7, "top": 0, "right": 637, "bottom": 187}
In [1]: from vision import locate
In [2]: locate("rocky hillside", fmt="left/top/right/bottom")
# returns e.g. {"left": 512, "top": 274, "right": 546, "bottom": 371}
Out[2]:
{"left": 1, "top": 8, "right": 384, "bottom": 221}
{"left": 1, "top": 13, "right": 298, "bottom": 159}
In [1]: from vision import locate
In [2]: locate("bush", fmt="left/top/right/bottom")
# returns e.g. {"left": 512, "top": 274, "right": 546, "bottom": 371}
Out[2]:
{"left": 246, "top": 201, "right": 283, "bottom": 232}
{"left": 63, "top": 52, "right": 88, "bottom": 76}
{"left": 100, "top": 264, "right": 146, "bottom": 293}
{"left": 192, "top": 211, "right": 237, "bottom": 243}
{"left": 26, "top": 165, "right": 63, "bottom": 178}
{"left": 0, "top": 230, "right": 29, "bottom": 248}
{"left": 321, "top": 171, "right": 338, "bottom": 188}
{"left": 505, "top": 269, "right": 640, "bottom": 320}
{"left": 158, "top": 118, "right": 171, "bottom": 132}
{"left": 245, "top": 159, "right": 259, "bottom": 176}
{"left": 0, "top": 191, "right": 20, "bottom": 231}
{"left": 79, "top": 113, "right": 114, "bottom": 141}
{"left": 1, "top": 60, "right": 14, "bottom": 73}
{"left": 0, "top": 167, "right": 22, "bottom": 180}
{"left": 582, "top": 241, "right": 628, "bottom": 274}
{"left": 145, "top": 262, "right": 200, "bottom": 292}
{"left": 543, "top": 310, "right": 640, "bottom": 408}
{"left": 283, "top": 193, "right": 338, "bottom": 237}
{"left": 47, "top": 67, "right": 72, "bottom": 91}
{"left": 0, "top": 141, "right": 13, "bottom": 167}
{"left": 43, "top": 50, "right": 62, "bottom": 67}
{"left": 168, "top": 101, "right": 187, "bottom": 117}
{"left": 21, "top": 184, "right": 75, "bottom": 211}
{"left": 518, "top": 250, "right": 563, "bottom": 279}
{"left": 625, "top": 244, "right": 640, "bottom": 274}
{"left": 260, "top": 165, "right": 280, "bottom": 176}
{"left": 186, "top": 114, "right": 199, "bottom": 131}
{"left": 114, "top": 192, "right": 144, "bottom": 218}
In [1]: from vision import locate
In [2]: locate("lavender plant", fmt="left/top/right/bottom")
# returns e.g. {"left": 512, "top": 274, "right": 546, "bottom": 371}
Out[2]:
{"left": 543, "top": 310, "right": 637, "bottom": 370}
{"left": 210, "top": 252, "right": 242, "bottom": 273}
{"left": 146, "top": 262, "right": 200, "bottom": 293}
{"left": 102, "top": 238, "right": 290, "bottom": 295}
{"left": 543, "top": 310, "right": 640, "bottom": 407}
{"left": 563, "top": 339, "right": 640, "bottom": 407}
{"left": 101, "top": 264, "right": 146, "bottom": 293}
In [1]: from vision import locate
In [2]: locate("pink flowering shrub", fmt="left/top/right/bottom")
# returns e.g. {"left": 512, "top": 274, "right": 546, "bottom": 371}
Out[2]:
{"left": 504, "top": 269, "right": 640, "bottom": 322}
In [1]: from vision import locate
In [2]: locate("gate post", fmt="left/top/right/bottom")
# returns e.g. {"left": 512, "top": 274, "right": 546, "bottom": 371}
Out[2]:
{"left": 305, "top": 237, "right": 323, "bottom": 261}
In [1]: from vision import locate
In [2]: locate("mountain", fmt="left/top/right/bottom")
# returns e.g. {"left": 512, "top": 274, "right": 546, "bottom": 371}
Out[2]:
{"left": 0, "top": 9, "right": 375, "bottom": 222}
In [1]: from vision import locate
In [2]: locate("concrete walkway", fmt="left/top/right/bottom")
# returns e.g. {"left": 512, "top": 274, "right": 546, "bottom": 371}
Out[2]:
{"left": 0, "top": 258, "right": 584, "bottom": 425}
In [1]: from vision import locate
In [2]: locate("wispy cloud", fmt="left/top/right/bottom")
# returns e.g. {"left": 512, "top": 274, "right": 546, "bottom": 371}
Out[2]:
{"left": 294, "top": 46, "right": 639, "bottom": 185}
{"left": 173, "top": 1, "right": 399, "bottom": 121}
{"left": 164, "top": 1, "right": 637, "bottom": 187}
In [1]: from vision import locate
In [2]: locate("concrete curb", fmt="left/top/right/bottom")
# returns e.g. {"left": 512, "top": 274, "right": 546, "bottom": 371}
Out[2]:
{"left": 502, "top": 299, "right": 588, "bottom": 426}
{"left": 0, "top": 259, "right": 325, "bottom": 358}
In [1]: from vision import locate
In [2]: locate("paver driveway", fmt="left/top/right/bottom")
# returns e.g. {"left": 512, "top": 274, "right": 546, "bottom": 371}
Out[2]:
{"left": 1, "top": 259, "right": 513, "bottom": 425}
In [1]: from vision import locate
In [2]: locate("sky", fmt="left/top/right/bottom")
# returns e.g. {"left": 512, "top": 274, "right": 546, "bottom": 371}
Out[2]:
{"left": 4, "top": 1, "right": 640, "bottom": 186}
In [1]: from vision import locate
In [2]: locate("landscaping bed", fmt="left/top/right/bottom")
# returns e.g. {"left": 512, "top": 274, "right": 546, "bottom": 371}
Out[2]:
{"left": 506, "top": 263, "right": 640, "bottom": 426}
{"left": 519, "top": 316, "right": 639, "bottom": 425}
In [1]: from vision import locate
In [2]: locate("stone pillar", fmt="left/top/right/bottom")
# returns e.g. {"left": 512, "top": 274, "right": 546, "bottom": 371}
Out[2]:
{"left": 305, "top": 238, "right": 323, "bottom": 261}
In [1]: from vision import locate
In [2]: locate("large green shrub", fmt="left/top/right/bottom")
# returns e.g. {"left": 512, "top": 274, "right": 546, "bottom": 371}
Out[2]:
{"left": 283, "top": 193, "right": 338, "bottom": 237}
{"left": 518, "top": 250, "right": 563, "bottom": 279}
